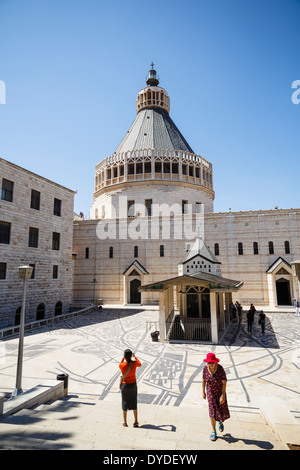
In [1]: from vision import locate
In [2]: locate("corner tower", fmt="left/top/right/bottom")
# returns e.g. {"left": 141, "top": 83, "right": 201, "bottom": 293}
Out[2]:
{"left": 91, "top": 65, "right": 214, "bottom": 219}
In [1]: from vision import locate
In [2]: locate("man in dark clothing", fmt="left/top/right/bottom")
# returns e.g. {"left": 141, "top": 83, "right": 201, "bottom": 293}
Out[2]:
{"left": 247, "top": 309, "right": 255, "bottom": 334}
{"left": 258, "top": 311, "right": 266, "bottom": 335}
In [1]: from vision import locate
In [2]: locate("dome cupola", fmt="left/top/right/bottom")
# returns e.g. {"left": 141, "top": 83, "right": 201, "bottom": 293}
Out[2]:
{"left": 136, "top": 63, "right": 170, "bottom": 114}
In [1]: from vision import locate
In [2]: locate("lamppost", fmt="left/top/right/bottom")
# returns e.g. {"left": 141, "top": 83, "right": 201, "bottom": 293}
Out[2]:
{"left": 11, "top": 265, "right": 33, "bottom": 398}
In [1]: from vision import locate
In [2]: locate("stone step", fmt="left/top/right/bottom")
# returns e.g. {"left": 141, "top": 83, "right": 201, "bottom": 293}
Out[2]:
{"left": 0, "top": 395, "right": 289, "bottom": 450}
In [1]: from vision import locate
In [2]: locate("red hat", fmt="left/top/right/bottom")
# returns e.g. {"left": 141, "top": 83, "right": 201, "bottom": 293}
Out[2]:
{"left": 203, "top": 353, "right": 220, "bottom": 363}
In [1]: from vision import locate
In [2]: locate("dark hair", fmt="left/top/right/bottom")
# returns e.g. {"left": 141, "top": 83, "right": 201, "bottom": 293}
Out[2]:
{"left": 124, "top": 349, "right": 132, "bottom": 362}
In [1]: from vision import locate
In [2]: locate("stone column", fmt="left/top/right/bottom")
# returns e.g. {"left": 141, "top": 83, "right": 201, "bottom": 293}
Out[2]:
{"left": 210, "top": 292, "right": 218, "bottom": 344}
{"left": 219, "top": 292, "right": 225, "bottom": 330}
{"left": 159, "top": 291, "right": 166, "bottom": 341}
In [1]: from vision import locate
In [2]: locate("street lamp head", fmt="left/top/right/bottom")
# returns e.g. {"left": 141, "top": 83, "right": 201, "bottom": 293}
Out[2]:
{"left": 18, "top": 265, "right": 33, "bottom": 280}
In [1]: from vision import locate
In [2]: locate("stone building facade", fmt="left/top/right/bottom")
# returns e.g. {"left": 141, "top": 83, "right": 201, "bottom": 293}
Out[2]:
{"left": 0, "top": 158, "right": 75, "bottom": 328}
{"left": 73, "top": 66, "right": 300, "bottom": 311}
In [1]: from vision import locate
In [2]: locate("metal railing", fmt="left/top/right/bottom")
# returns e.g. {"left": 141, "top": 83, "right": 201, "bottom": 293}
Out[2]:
{"left": 0, "top": 306, "right": 95, "bottom": 339}
{"left": 166, "top": 316, "right": 211, "bottom": 342}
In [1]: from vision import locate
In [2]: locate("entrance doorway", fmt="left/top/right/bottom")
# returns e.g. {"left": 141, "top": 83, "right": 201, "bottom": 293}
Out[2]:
{"left": 276, "top": 278, "right": 292, "bottom": 305}
{"left": 130, "top": 278, "right": 141, "bottom": 304}
{"left": 187, "top": 294, "right": 199, "bottom": 317}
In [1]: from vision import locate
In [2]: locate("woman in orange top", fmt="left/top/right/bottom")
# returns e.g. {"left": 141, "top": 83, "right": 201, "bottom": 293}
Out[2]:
{"left": 119, "top": 349, "right": 141, "bottom": 427}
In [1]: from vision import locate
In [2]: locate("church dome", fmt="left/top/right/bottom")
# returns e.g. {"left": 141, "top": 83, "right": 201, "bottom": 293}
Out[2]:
{"left": 92, "top": 64, "right": 214, "bottom": 217}
{"left": 115, "top": 63, "right": 193, "bottom": 154}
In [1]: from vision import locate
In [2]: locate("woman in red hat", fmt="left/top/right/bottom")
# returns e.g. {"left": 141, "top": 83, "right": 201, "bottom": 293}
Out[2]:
{"left": 202, "top": 352, "right": 230, "bottom": 441}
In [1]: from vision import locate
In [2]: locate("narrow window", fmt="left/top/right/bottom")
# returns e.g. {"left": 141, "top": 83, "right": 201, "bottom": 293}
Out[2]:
{"left": 53, "top": 265, "right": 58, "bottom": 279}
{"left": 238, "top": 242, "right": 243, "bottom": 255}
{"left": 128, "top": 163, "right": 134, "bottom": 175}
{"left": 28, "top": 227, "right": 39, "bottom": 248}
{"left": 160, "top": 245, "right": 164, "bottom": 257}
{"left": 29, "top": 264, "right": 35, "bottom": 279}
{"left": 55, "top": 301, "right": 62, "bottom": 316}
{"left": 145, "top": 199, "right": 152, "bottom": 216}
{"left": 1, "top": 178, "right": 14, "bottom": 202}
{"left": 52, "top": 232, "right": 60, "bottom": 250}
{"left": 109, "top": 246, "right": 113, "bottom": 258}
{"left": 15, "top": 307, "right": 21, "bottom": 326}
{"left": 182, "top": 200, "right": 188, "bottom": 214}
{"left": 284, "top": 241, "right": 290, "bottom": 254}
{"left": 144, "top": 162, "right": 151, "bottom": 173}
{"left": 269, "top": 241, "right": 274, "bottom": 255}
{"left": 128, "top": 200, "right": 135, "bottom": 217}
{"left": 155, "top": 161, "right": 162, "bottom": 173}
{"left": 0, "top": 262, "right": 7, "bottom": 279}
{"left": 214, "top": 243, "right": 219, "bottom": 256}
{"left": 54, "top": 198, "right": 61, "bottom": 216}
{"left": 136, "top": 163, "right": 143, "bottom": 174}
{"left": 253, "top": 241, "right": 259, "bottom": 255}
{"left": 172, "top": 162, "right": 178, "bottom": 174}
{"left": 30, "top": 189, "right": 40, "bottom": 210}
{"left": 85, "top": 247, "right": 89, "bottom": 259}
{"left": 134, "top": 246, "right": 138, "bottom": 257}
{"left": 36, "top": 303, "right": 45, "bottom": 321}
{"left": 163, "top": 162, "right": 170, "bottom": 173}
{"left": 0, "top": 222, "right": 11, "bottom": 244}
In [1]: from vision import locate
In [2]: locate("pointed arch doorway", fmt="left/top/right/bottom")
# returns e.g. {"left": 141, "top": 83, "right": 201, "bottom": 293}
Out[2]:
{"left": 130, "top": 277, "right": 141, "bottom": 304}
{"left": 123, "top": 260, "right": 149, "bottom": 305}
{"left": 276, "top": 278, "right": 292, "bottom": 305}
{"left": 266, "top": 257, "right": 294, "bottom": 307}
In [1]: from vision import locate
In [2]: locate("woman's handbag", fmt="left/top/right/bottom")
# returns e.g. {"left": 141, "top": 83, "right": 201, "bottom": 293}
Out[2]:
{"left": 119, "top": 362, "right": 132, "bottom": 389}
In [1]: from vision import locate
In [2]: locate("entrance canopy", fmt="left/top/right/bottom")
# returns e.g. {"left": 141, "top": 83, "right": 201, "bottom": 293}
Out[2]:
{"left": 139, "top": 271, "right": 243, "bottom": 293}
{"left": 140, "top": 271, "right": 243, "bottom": 344}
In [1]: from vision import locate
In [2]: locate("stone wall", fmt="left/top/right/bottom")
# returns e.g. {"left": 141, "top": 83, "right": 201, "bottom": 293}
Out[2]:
{"left": 72, "top": 208, "right": 300, "bottom": 307}
{"left": 0, "top": 158, "right": 75, "bottom": 328}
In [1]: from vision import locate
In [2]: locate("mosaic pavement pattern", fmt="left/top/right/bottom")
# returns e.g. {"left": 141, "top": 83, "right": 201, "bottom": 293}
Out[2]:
{"left": 1, "top": 308, "right": 300, "bottom": 415}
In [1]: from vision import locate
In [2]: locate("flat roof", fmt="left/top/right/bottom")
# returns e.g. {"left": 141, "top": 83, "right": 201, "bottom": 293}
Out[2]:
{"left": 0, "top": 158, "right": 76, "bottom": 194}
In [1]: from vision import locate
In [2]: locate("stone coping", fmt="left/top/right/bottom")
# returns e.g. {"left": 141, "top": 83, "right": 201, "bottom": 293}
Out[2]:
{"left": 0, "top": 381, "right": 64, "bottom": 418}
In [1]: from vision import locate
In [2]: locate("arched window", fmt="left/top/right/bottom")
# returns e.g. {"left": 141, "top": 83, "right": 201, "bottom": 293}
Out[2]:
{"left": 134, "top": 246, "right": 138, "bottom": 257}
{"left": 36, "top": 303, "right": 45, "bottom": 321}
{"left": 214, "top": 243, "right": 219, "bottom": 256}
{"left": 284, "top": 241, "right": 290, "bottom": 254}
{"left": 55, "top": 301, "right": 62, "bottom": 316}
{"left": 269, "top": 241, "right": 274, "bottom": 255}
{"left": 253, "top": 242, "right": 259, "bottom": 255}
{"left": 160, "top": 245, "right": 164, "bottom": 257}
{"left": 15, "top": 306, "right": 21, "bottom": 326}
{"left": 109, "top": 246, "right": 113, "bottom": 258}
{"left": 238, "top": 242, "right": 243, "bottom": 255}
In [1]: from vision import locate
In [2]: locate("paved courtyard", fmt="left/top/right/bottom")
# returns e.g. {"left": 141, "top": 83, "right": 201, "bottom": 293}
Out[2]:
{"left": 0, "top": 306, "right": 300, "bottom": 450}
{"left": 1, "top": 307, "right": 300, "bottom": 410}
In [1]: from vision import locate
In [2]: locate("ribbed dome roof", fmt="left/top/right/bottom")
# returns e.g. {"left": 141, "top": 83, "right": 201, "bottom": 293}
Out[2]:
{"left": 114, "top": 65, "right": 194, "bottom": 154}
{"left": 114, "top": 106, "right": 194, "bottom": 154}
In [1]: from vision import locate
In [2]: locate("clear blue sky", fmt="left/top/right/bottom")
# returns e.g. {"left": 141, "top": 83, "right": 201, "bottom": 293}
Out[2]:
{"left": 1, "top": 0, "right": 299, "bottom": 217}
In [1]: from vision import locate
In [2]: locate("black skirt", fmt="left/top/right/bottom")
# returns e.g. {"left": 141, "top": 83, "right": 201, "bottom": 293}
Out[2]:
{"left": 121, "top": 382, "right": 137, "bottom": 411}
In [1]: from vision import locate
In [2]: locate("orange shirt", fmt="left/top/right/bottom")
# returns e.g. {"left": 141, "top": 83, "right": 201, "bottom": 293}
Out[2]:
{"left": 119, "top": 357, "right": 141, "bottom": 384}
